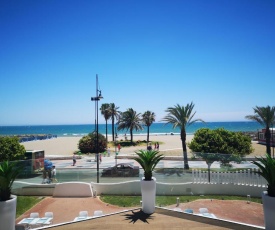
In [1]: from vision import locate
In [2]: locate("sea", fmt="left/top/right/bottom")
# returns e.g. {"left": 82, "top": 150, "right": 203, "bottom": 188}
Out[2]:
{"left": 0, "top": 122, "right": 264, "bottom": 137}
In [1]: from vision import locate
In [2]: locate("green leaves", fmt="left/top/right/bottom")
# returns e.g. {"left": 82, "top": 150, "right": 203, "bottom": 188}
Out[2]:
{"left": 0, "top": 136, "right": 26, "bottom": 162}
{"left": 252, "top": 154, "right": 275, "bottom": 197}
{"left": 0, "top": 161, "right": 22, "bottom": 201}
{"left": 133, "top": 150, "right": 164, "bottom": 181}
{"left": 189, "top": 128, "right": 253, "bottom": 156}
{"left": 78, "top": 132, "right": 107, "bottom": 153}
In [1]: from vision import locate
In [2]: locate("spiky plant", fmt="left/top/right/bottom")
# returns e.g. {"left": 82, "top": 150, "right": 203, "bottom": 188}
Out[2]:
{"left": 133, "top": 150, "right": 164, "bottom": 181}
{"left": 252, "top": 154, "right": 275, "bottom": 197}
{"left": 0, "top": 161, "right": 22, "bottom": 201}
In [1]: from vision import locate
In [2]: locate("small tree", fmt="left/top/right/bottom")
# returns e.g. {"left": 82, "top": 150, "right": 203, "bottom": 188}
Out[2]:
{"left": 0, "top": 136, "right": 26, "bottom": 162}
{"left": 142, "top": 111, "right": 156, "bottom": 145}
{"left": 78, "top": 133, "right": 107, "bottom": 154}
{"left": 188, "top": 128, "right": 253, "bottom": 166}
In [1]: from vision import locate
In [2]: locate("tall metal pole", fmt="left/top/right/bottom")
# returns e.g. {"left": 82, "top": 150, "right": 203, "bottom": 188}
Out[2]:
{"left": 91, "top": 74, "right": 103, "bottom": 183}
{"left": 96, "top": 75, "right": 99, "bottom": 183}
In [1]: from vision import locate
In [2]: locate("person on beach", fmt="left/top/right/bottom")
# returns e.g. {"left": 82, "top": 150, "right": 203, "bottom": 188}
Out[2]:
{"left": 72, "top": 153, "right": 76, "bottom": 166}
{"left": 147, "top": 142, "right": 152, "bottom": 151}
{"left": 156, "top": 142, "right": 159, "bottom": 150}
{"left": 107, "top": 147, "right": 110, "bottom": 157}
{"left": 154, "top": 143, "right": 157, "bottom": 149}
{"left": 51, "top": 166, "right": 58, "bottom": 183}
{"left": 118, "top": 143, "right": 121, "bottom": 152}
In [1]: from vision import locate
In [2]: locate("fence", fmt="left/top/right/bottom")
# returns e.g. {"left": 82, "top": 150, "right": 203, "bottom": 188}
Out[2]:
{"left": 192, "top": 168, "right": 267, "bottom": 187}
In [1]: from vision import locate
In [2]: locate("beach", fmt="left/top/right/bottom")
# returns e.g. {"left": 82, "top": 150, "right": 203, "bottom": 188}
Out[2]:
{"left": 21, "top": 134, "right": 267, "bottom": 158}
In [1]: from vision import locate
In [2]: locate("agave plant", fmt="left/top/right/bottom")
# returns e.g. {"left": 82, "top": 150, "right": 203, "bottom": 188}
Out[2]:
{"left": 0, "top": 161, "right": 22, "bottom": 201}
{"left": 133, "top": 150, "right": 164, "bottom": 181}
{"left": 252, "top": 154, "right": 275, "bottom": 197}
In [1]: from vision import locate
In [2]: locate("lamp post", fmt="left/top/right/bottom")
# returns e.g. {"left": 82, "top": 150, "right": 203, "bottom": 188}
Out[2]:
{"left": 91, "top": 74, "right": 103, "bottom": 183}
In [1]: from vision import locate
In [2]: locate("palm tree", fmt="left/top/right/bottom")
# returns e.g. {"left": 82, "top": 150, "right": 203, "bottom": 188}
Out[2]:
{"left": 100, "top": 103, "right": 111, "bottom": 142}
{"left": 117, "top": 108, "right": 143, "bottom": 142}
{"left": 162, "top": 102, "right": 204, "bottom": 169}
{"left": 245, "top": 106, "right": 275, "bottom": 156}
{"left": 142, "top": 111, "right": 156, "bottom": 145}
{"left": 109, "top": 103, "right": 120, "bottom": 141}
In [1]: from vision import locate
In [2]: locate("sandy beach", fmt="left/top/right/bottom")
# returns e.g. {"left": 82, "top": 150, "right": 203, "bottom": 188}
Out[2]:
{"left": 21, "top": 134, "right": 267, "bottom": 158}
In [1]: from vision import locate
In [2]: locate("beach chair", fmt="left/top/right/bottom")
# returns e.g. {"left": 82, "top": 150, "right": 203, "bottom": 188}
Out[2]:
{"left": 199, "top": 208, "right": 216, "bottom": 218}
{"left": 93, "top": 210, "right": 103, "bottom": 217}
{"left": 173, "top": 207, "right": 182, "bottom": 212}
{"left": 79, "top": 211, "right": 88, "bottom": 218}
{"left": 44, "top": 212, "right": 54, "bottom": 224}
{"left": 184, "top": 209, "right": 193, "bottom": 214}
{"left": 30, "top": 212, "right": 39, "bottom": 218}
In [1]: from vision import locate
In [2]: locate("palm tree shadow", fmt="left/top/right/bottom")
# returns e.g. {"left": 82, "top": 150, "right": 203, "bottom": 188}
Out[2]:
{"left": 123, "top": 209, "right": 154, "bottom": 224}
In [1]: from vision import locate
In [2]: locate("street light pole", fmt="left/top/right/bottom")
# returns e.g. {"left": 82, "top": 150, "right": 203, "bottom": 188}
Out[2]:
{"left": 91, "top": 74, "right": 103, "bottom": 183}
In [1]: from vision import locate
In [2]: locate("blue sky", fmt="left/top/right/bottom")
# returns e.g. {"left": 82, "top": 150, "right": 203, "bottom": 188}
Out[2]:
{"left": 1, "top": 0, "right": 274, "bottom": 125}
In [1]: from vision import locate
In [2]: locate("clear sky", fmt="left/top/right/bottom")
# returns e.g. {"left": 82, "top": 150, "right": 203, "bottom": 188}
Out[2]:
{"left": 1, "top": 0, "right": 274, "bottom": 125}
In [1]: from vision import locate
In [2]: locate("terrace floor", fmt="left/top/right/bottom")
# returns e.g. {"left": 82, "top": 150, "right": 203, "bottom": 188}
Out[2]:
{"left": 16, "top": 197, "right": 264, "bottom": 229}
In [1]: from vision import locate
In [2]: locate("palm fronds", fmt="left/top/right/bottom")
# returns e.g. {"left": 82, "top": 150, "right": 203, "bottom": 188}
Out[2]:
{"left": 133, "top": 150, "right": 164, "bottom": 181}
{"left": 252, "top": 154, "right": 275, "bottom": 197}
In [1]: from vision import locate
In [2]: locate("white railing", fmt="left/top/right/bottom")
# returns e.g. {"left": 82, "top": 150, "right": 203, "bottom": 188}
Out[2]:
{"left": 192, "top": 169, "right": 267, "bottom": 187}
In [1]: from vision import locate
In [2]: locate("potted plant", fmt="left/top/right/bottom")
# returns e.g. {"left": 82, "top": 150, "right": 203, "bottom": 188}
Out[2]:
{"left": 0, "top": 161, "right": 22, "bottom": 230}
{"left": 252, "top": 154, "right": 275, "bottom": 230}
{"left": 133, "top": 150, "right": 164, "bottom": 214}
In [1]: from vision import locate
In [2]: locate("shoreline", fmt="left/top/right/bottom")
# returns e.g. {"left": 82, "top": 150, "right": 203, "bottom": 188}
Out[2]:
{"left": 21, "top": 134, "right": 267, "bottom": 158}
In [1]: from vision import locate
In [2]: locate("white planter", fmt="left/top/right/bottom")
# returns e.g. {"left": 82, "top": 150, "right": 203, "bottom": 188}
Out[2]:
{"left": 262, "top": 191, "right": 275, "bottom": 230}
{"left": 0, "top": 195, "right": 17, "bottom": 230}
{"left": 140, "top": 177, "right": 156, "bottom": 214}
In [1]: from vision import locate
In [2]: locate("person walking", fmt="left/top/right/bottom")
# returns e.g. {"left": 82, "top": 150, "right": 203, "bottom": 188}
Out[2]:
{"left": 51, "top": 166, "right": 58, "bottom": 183}
{"left": 72, "top": 153, "right": 76, "bottom": 166}
{"left": 117, "top": 143, "right": 121, "bottom": 152}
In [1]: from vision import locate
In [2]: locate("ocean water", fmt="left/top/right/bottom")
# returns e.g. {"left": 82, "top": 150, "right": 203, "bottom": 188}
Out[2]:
{"left": 0, "top": 122, "right": 263, "bottom": 137}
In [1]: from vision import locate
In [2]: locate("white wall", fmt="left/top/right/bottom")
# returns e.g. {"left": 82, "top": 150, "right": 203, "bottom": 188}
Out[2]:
{"left": 13, "top": 181, "right": 266, "bottom": 198}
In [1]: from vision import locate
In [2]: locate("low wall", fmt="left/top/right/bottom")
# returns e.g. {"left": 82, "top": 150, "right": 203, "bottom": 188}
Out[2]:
{"left": 12, "top": 181, "right": 266, "bottom": 198}
{"left": 13, "top": 182, "right": 55, "bottom": 196}
{"left": 53, "top": 182, "right": 93, "bottom": 197}
{"left": 91, "top": 181, "right": 266, "bottom": 197}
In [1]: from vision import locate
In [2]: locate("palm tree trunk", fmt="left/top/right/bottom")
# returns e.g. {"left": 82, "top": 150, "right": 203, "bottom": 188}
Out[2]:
{"left": 181, "top": 129, "right": 189, "bottom": 169}
{"left": 130, "top": 129, "right": 133, "bottom": 143}
{"left": 112, "top": 115, "right": 115, "bottom": 141}
{"left": 266, "top": 127, "right": 271, "bottom": 156}
{"left": 105, "top": 120, "right": 108, "bottom": 142}
{"left": 147, "top": 126, "right": 150, "bottom": 144}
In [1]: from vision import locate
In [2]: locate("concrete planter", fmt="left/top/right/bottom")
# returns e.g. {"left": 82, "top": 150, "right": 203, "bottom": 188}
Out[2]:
{"left": 0, "top": 195, "right": 17, "bottom": 230}
{"left": 140, "top": 177, "right": 156, "bottom": 214}
{"left": 262, "top": 191, "right": 275, "bottom": 230}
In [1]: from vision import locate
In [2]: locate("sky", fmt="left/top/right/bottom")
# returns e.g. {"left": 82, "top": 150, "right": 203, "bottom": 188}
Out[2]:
{"left": 1, "top": 0, "right": 275, "bottom": 125}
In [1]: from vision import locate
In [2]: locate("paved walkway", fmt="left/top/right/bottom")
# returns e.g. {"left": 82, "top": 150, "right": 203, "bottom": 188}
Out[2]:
{"left": 48, "top": 153, "right": 258, "bottom": 170}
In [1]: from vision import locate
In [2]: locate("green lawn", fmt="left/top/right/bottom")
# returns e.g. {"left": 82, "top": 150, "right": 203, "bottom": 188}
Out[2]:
{"left": 100, "top": 195, "right": 262, "bottom": 207}
{"left": 16, "top": 196, "right": 43, "bottom": 218}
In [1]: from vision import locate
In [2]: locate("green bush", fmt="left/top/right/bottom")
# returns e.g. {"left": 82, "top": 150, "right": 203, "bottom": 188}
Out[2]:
{"left": 0, "top": 136, "right": 26, "bottom": 162}
{"left": 78, "top": 132, "right": 107, "bottom": 154}
{"left": 189, "top": 128, "right": 253, "bottom": 156}
{"left": 188, "top": 128, "right": 253, "bottom": 165}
